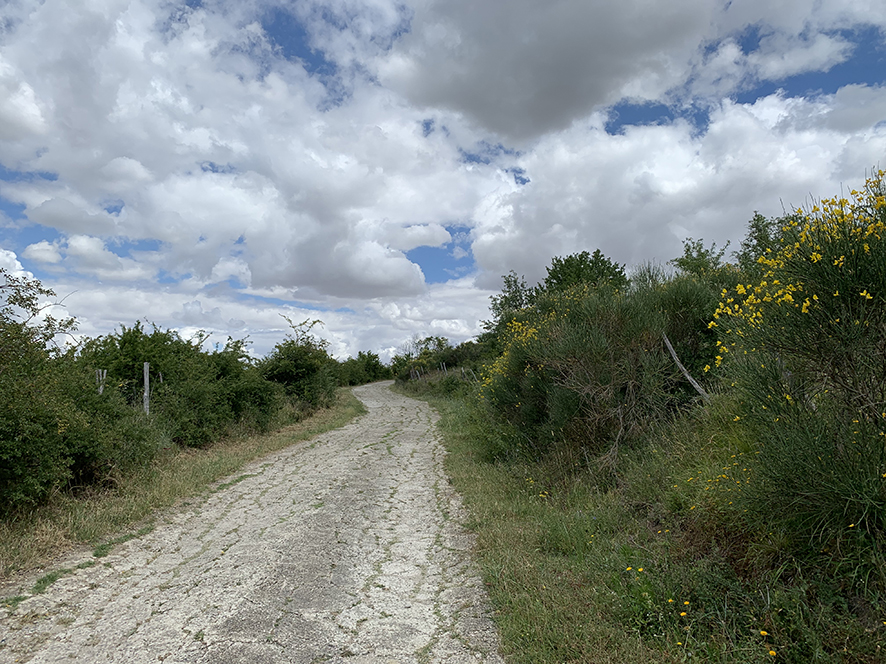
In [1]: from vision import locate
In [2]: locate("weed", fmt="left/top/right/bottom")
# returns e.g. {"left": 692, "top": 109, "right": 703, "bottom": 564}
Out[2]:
{"left": 31, "top": 568, "right": 72, "bottom": 594}
{"left": 2, "top": 595, "right": 26, "bottom": 611}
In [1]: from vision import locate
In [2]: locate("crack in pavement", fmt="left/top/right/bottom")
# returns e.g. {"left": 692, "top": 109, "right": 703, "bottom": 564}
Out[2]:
{"left": 0, "top": 382, "right": 503, "bottom": 664}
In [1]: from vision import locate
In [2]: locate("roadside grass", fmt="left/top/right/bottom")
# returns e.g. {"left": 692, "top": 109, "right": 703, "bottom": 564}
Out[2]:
{"left": 401, "top": 381, "right": 886, "bottom": 664}
{"left": 0, "top": 388, "right": 366, "bottom": 582}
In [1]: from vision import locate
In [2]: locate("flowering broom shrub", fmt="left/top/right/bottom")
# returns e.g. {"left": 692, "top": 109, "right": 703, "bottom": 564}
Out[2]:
{"left": 478, "top": 279, "right": 715, "bottom": 465}
{"left": 714, "top": 171, "right": 886, "bottom": 546}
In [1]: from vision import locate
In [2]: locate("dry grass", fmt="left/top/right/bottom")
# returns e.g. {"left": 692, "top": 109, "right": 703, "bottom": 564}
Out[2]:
{"left": 0, "top": 388, "right": 366, "bottom": 581}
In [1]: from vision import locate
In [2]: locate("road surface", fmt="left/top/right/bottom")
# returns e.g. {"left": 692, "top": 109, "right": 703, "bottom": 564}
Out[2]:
{"left": 0, "top": 382, "right": 503, "bottom": 664}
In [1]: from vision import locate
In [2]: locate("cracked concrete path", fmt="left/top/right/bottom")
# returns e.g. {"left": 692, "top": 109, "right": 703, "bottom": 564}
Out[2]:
{"left": 0, "top": 382, "right": 504, "bottom": 664}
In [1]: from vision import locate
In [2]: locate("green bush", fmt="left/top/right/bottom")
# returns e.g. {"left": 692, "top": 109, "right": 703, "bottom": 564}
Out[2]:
{"left": 338, "top": 350, "right": 391, "bottom": 385}
{"left": 78, "top": 324, "right": 281, "bottom": 447}
{"left": 259, "top": 318, "right": 338, "bottom": 407}
{"left": 0, "top": 271, "right": 164, "bottom": 507}
{"left": 478, "top": 282, "right": 701, "bottom": 464}
{"left": 715, "top": 170, "right": 886, "bottom": 549}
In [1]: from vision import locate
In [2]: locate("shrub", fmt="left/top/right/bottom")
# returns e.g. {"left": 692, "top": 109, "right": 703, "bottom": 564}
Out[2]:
{"left": 78, "top": 324, "right": 280, "bottom": 447}
{"left": 338, "top": 350, "right": 391, "bottom": 385}
{"left": 0, "top": 270, "right": 162, "bottom": 506}
{"left": 259, "top": 318, "right": 338, "bottom": 407}
{"left": 478, "top": 282, "right": 703, "bottom": 464}
{"left": 715, "top": 170, "right": 886, "bottom": 548}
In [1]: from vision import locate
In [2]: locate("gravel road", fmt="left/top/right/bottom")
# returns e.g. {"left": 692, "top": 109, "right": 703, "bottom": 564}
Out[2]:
{"left": 0, "top": 382, "right": 504, "bottom": 664}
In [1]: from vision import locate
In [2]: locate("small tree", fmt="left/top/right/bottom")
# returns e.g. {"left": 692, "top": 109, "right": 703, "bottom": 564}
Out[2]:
{"left": 484, "top": 271, "right": 535, "bottom": 332}
{"left": 734, "top": 212, "right": 782, "bottom": 279}
{"left": 541, "top": 249, "right": 628, "bottom": 293}
{"left": 669, "top": 238, "right": 729, "bottom": 278}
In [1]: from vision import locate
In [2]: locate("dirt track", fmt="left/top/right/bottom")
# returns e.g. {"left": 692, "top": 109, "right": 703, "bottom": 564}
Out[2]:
{"left": 0, "top": 382, "right": 503, "bottom": 664}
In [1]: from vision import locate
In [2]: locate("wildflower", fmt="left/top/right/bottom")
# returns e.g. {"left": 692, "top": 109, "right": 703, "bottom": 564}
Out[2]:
{"left": 760, "top": 630, "right": 769, "bottom": 636}
{"left": 680, "top": 612, "right": 687, "bottom": 616}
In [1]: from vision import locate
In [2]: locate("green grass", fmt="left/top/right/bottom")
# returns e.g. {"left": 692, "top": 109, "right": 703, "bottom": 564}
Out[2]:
{"left": 406, "top": 384, "right": 886, "bottom": 664}
{"left": 0, "top": 388, "right": 366, "bottom": 581}
{"left": 31, "top": 568, "right": 72, "bottom": 594}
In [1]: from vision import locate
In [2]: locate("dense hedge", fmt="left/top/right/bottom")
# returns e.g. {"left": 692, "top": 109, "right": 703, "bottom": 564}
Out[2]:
{"left": 0, "top": 285, "right": 387, "bottom": 510}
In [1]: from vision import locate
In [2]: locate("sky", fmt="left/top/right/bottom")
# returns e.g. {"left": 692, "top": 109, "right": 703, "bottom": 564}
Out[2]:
{"left": 1, "top": 0, "right": 885, "bottom": 360}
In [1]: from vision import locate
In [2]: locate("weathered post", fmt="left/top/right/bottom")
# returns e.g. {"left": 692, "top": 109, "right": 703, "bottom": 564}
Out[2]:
{"left": 143, "top": 362, "right": 150, "bottom": 414}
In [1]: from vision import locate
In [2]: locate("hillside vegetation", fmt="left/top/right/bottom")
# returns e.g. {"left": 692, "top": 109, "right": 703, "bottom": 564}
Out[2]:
{"left": 398, "top": 170, "right": 886, "bottom": 663}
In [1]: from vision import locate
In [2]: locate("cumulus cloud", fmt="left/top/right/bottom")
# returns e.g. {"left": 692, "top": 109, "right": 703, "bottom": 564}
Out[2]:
{"left": 22, "top": 240, "right": 63, "bottom": 264}
{"left": 0, "top": 0, "right": 885, "bottom": 358}
{"left": 747, "top": 32, "right": 853, "bottom": 80}
{"left": 27, "top": 198, "right": 119, "bottom": 236}
{"left": 472, "top": 91, "right": 886, "bottom": 287}
{"left": 0, "top": 248, "right": 29, "bottom": 276}
{"left": 0, "top": 55, "right": 46, "bottom": 140}
{"left": 381, "top": 0, "right": 713, "bottom": 141}
{"left": 63, "top": 235, "right": 156, "bottom": 281}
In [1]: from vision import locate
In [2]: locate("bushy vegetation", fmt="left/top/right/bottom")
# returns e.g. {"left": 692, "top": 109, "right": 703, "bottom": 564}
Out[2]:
{"left": 338, "top": 350, "right": 391, "bottom": 386}
{"left": 389, "top": 334, "right": 488, "bottom": 382}
{"left": 79, "top": 322, "right": 282, "bottom": 448}
{"left": 0, "top": 283, "right": 387, "bottom": 512}
{"left": 399, "top": 170, "right": 886, "bottom": 662}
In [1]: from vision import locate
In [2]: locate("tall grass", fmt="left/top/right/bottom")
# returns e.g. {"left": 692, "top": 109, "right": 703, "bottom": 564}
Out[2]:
{"left": 417, "top": 389, "right": 886, "bottom": 663}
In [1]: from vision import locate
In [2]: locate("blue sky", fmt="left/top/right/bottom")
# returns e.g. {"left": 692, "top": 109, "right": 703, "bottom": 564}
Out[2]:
{"left": 1, "top": 0, "right": 885, "bottom": 358}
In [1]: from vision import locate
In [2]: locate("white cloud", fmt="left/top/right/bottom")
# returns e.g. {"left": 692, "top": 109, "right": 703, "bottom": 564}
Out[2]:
{"left": 470, "top": 92, "right": 886, "bottom": 287}
{"left": 0, "top": 248, "right": 29, "bottom": 276}
{"left": 27, "top": 198, "right": 119, "bottom": 236}
{"left": 63, "top": 235, "right": 157, "bottom": 281}
{"left": 381, "top": 0, "right": 713, "bottom": 141}
{"left": 0, "top": 55, "right": 46, "bottom": 140}
{"left": 23, "top": 240, "right": 63, "bottom": 264}
{"left": 1, "top": 0, "right": 885, "bottom": 359}
{"left": 822, "top": 84, "right": 886, "bottom": 133}
{"left": 748, "top": 32, "right": 853, "bottom": 80}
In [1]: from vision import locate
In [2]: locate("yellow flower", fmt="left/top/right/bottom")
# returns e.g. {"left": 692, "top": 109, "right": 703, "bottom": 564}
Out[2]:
{"left": 760, "top": 630, "right": 769, "bottom": 636}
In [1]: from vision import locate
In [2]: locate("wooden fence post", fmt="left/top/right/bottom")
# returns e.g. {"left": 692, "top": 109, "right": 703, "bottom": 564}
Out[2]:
{"left": 143, "top": 362, "right": 150, "bottom": 414}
